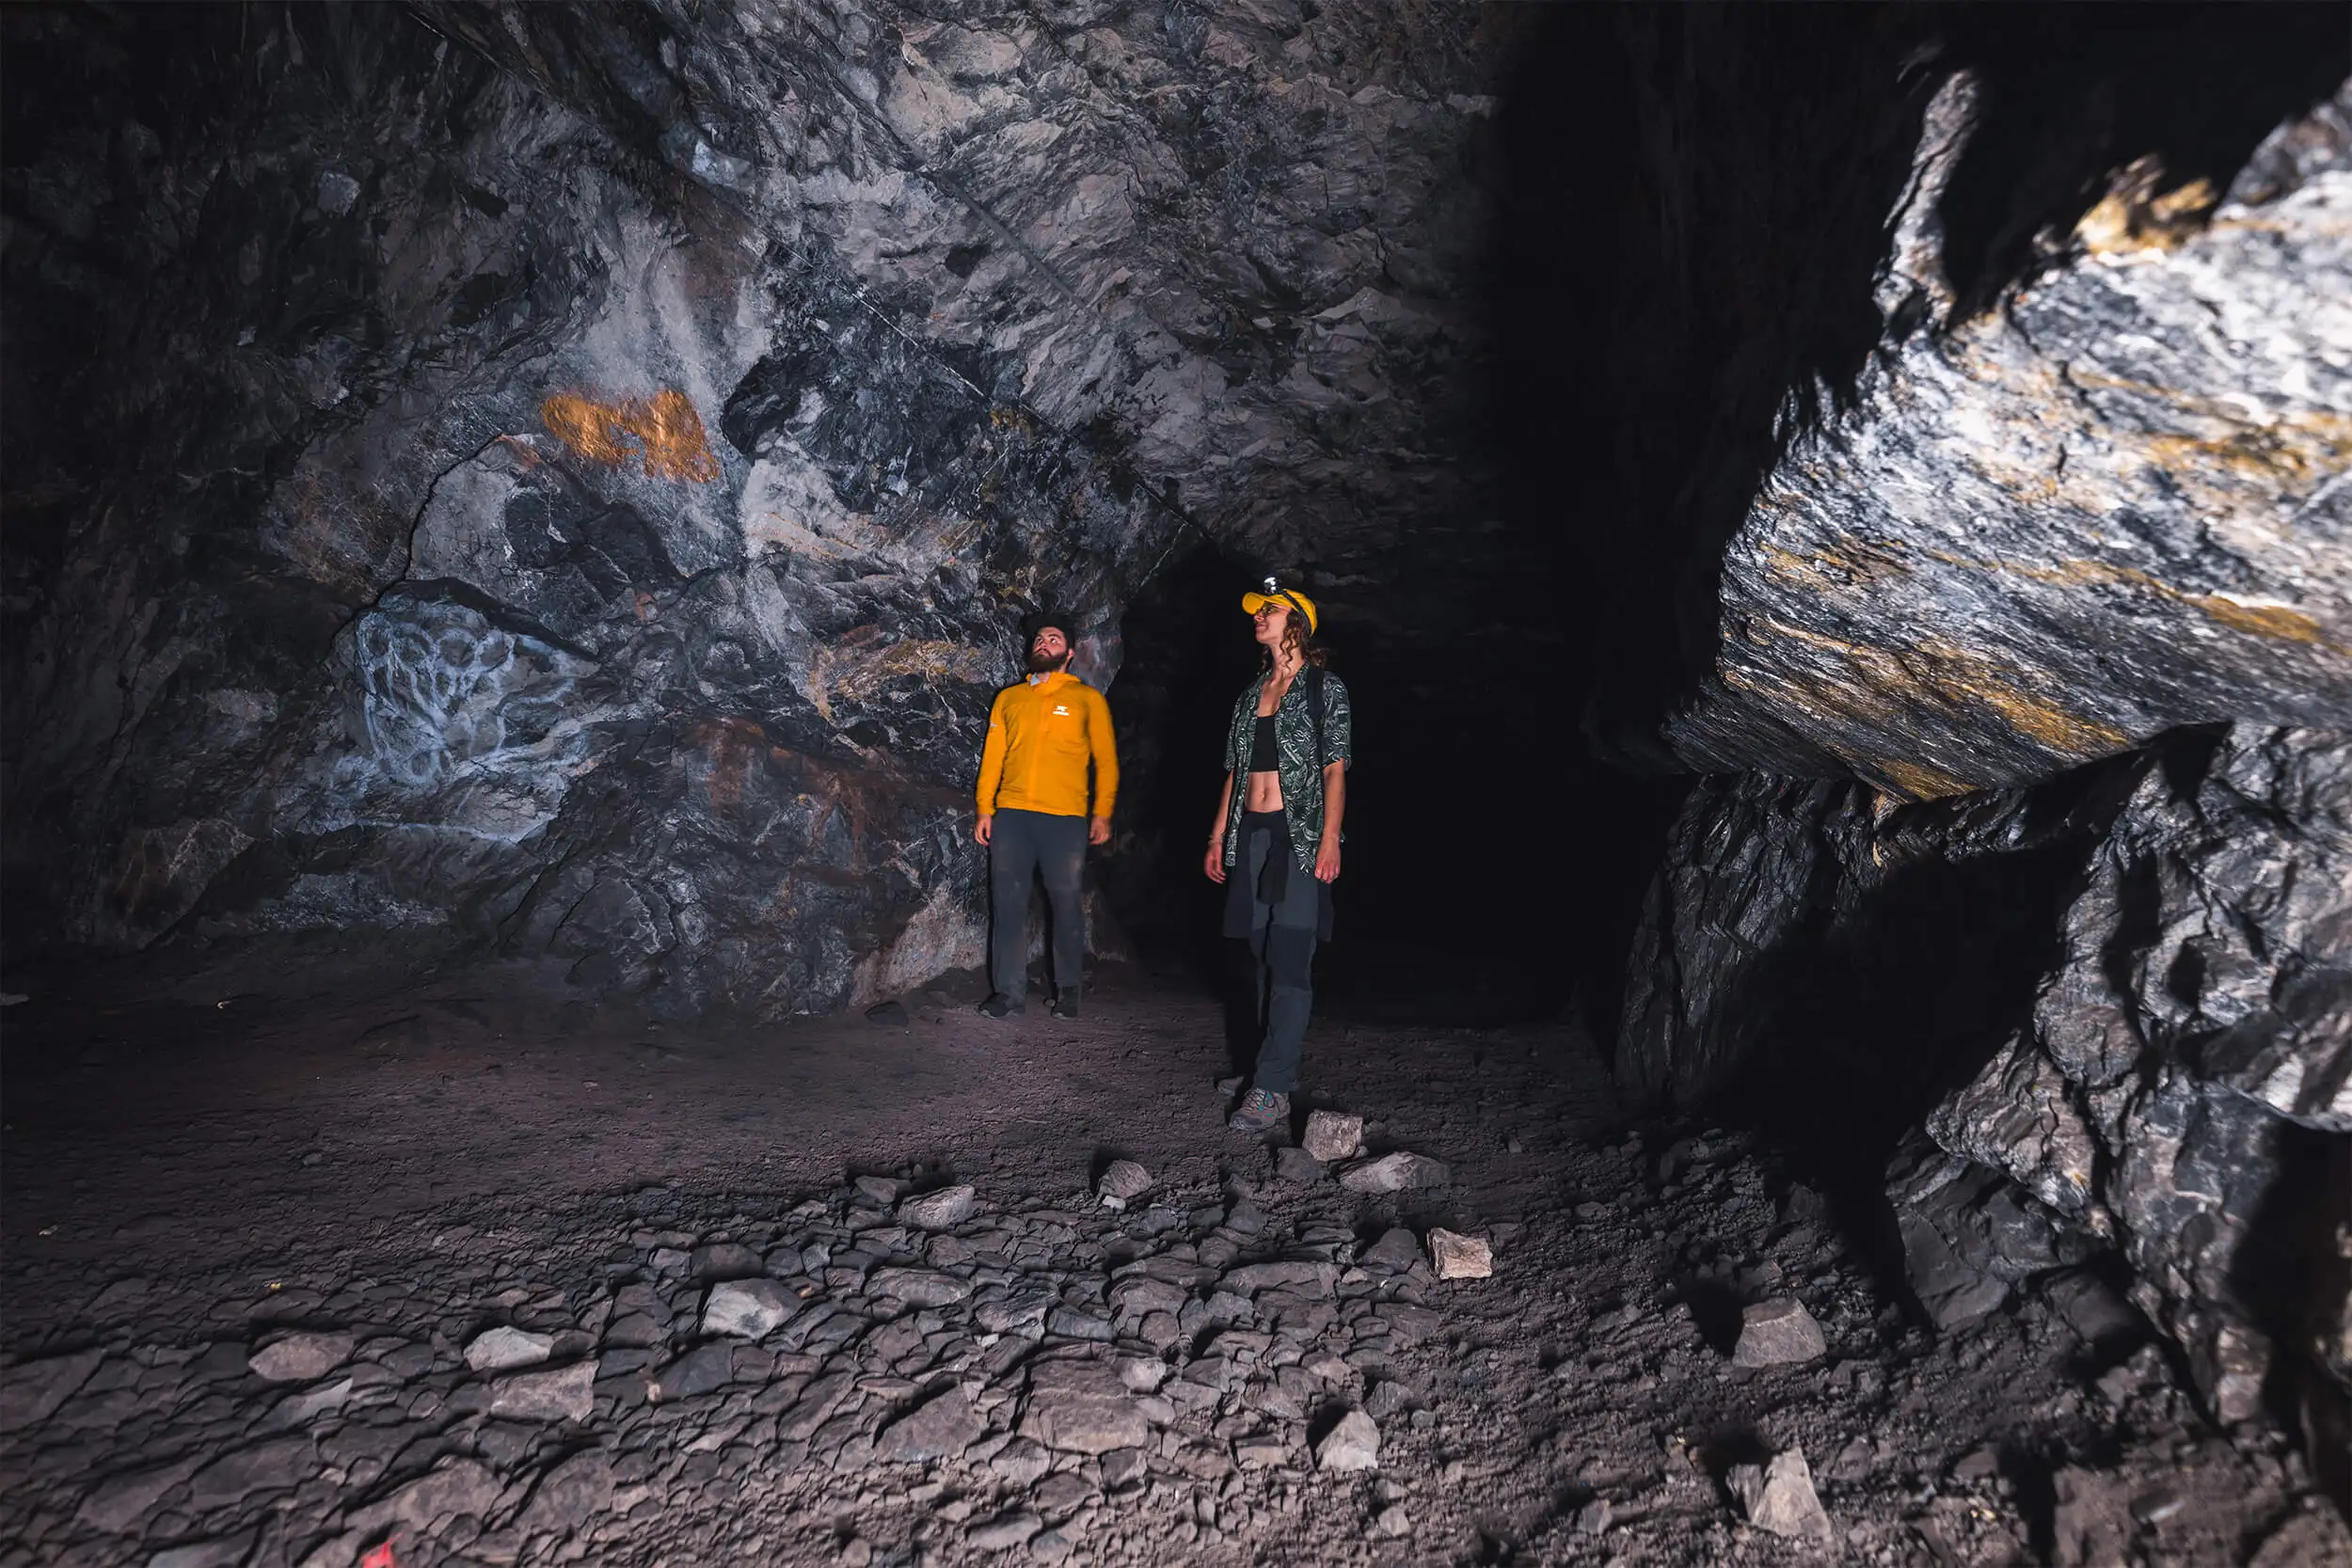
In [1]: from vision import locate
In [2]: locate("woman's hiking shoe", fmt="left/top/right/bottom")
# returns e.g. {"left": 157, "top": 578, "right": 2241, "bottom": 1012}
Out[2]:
{"left": 1052, "top": 994, "right": 1080, "bottom": 1020}
{"left": 1227, "top": 1087, "right": 1290, "bottom": 1133}
{"left": 977, "top": 994, "right": 1021, "bottom": 1018}
{"left": 1216, "top": 1075, "right": 1246, "bottom": 1098}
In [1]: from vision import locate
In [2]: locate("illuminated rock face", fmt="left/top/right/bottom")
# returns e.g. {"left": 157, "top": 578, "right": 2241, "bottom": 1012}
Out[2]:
{"left": 1622, "top": 82, "right": 2351, "bottom": 1468}
{"left": 1663, "top": 81, "right": 2352, "bottom": 796}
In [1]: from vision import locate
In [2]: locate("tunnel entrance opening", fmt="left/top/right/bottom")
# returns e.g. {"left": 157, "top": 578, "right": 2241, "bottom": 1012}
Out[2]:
{"left": 1101, "top": 540, "right": 1690, "bottom": 1037}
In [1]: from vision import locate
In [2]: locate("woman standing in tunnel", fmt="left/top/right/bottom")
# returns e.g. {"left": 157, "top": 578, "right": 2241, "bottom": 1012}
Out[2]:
{"left": 1206, "top": 578, "right": 1352, "bottom": 1134}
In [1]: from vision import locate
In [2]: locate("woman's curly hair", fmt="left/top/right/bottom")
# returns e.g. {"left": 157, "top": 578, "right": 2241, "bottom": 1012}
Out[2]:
{"left": 1257, "top": 600, "right": 1329, "bottom": 670}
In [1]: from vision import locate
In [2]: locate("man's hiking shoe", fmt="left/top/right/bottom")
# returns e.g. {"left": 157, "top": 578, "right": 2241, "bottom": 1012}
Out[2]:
{"left": 1227, "top": 1087, "right": 1290, "bottom": 1134}
{"left": 977, "top": 994, "right": 1021, "bottom": 1018}
{"left": 1052, "top": 994, "right": 1080, "bottom": 1020}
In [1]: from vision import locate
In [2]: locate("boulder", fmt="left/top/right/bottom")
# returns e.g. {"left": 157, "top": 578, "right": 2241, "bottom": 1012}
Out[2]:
{"left": 1314, "top": 1410, "right": 1380, "bottom": 1472}
{"left": 898, "top": 1185, "right": 978, "bottom": 1231}
{"left": 1274, "top": 1147, "right": 1327, "bottom": 1184}
{"left": 1338, "top": 1153, "right": 1450, "bottom": 1194}
{"left": 1428, "top": 1230, "right": 1492, "bottom": 1280}
{"left": 490, "top": 1360, "right": 596, "bottom": 1422}
{"left": 1731, "top": 1299, "right": 1827, "bottom": 1368}
{"left": 1096, "top": 1160, "right": 1152, "bottom": 1208}
{"left": 1301, "top": 1111, "right": 1364, "bottom": 1163}
{"left": 1728, "top": 1449, "right": 1833, "bottom": 1543}
{"left": 1019, "top": 1360, "right": 1150, "bottom": 1454}
{"left": 464, "top": 1326, "right": 555, "bottom": 1371}
{"left": 703, "top": 1278, "right": 799, "bottom": 1338}
{"left": 875, "top": 1386, "right": 986, "bottom": 1463}
{"left": 1359, "top": 1228, "right": 1425, "bottom": 1272}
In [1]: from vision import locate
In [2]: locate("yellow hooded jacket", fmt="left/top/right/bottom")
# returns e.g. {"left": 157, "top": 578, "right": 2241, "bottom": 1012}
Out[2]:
{"left": 976, "top": 671, "right": 1119, "bottom": 819}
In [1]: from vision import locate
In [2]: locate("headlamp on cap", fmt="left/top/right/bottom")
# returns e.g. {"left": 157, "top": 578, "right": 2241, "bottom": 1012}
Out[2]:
{"left": 1240, "top": 576, "right": 1319, "bottom": 635}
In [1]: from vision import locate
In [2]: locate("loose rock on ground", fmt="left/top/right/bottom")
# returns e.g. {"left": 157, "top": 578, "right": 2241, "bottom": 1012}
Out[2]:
{"left": 3, "top": 971, "right": 2343, "bottom": 1568}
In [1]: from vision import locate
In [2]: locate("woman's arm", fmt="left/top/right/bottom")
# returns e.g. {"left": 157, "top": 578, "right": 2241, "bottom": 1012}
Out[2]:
{"left": 1313, "top": 758, "right": 1345, "bottom": 881}
{"left": 1204, "top": 770, "right": 1235, "bottom": 883}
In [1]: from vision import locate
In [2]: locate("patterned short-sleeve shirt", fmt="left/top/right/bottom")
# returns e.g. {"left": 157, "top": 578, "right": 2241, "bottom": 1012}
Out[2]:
{"left": 1220, "top": 667, "right": 1353, "bottom": 874}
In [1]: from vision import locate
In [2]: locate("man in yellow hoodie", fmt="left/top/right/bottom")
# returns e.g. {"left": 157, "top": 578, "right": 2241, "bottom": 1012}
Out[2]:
{"left": 974, "top": 613, "right": 1119, "bottom": 1019}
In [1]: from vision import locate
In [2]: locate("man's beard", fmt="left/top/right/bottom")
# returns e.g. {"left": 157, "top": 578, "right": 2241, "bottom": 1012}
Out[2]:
{"left": 1025, "top": 649, "right": 1073, "bottom": 674}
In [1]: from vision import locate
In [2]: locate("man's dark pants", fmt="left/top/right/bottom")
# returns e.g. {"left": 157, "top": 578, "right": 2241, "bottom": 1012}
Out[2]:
{"left": 988, "top": 807, "right": 1088, "bottom": 1006}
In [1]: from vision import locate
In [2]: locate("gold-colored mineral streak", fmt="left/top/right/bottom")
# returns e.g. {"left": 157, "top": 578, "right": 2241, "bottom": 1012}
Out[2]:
{"left": 2074, "top": 157, "right": 2219, "bottom": 255}
{"left": 540, "top": 389, "right": 723, "bottom": 482}
{"left": 1732, "top": 617, "right": 2133, "bottom": 797}
{"left": 1920, "top": 555, "right": 2345, "bottom": 657}
{"left": 2191, "top": 595, "right": 2329, "bottom": 647}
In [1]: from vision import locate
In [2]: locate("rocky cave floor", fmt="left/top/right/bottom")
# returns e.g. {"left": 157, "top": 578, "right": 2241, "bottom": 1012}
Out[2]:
{"left": 1, "top": 942, "right": 2344, "bottom": 1568}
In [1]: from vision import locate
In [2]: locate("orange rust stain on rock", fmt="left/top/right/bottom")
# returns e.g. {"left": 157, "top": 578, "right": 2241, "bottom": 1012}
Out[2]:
{"left": 541, "top": 389, "right": 722, "bottom": 482}
{"left": 495, "top": 434, "right": 547, "bottom": 469}
{"left": 632, "top": 389, "right": 724, "bottom": 483}
{"left": 695, "top": 717, "right": 771, "bottom": 813}
{"left": 540, "top": 393, "right": 631, "bottom": 467}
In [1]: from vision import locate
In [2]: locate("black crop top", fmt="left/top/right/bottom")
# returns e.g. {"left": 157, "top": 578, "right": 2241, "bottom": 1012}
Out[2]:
{"left": 1249, "top": 713, "right": 1279, "bottom": 771}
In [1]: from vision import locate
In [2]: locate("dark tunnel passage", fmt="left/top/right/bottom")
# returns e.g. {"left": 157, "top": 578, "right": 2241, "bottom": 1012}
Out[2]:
{"left": 1, "top": 3, "right": 2348, "bottom": 1563}
{"left": 1099, "top": 540, "right": 1684, "bottom": 1035}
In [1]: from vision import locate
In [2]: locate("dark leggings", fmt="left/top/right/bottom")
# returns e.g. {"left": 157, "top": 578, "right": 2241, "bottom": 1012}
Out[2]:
{"left": 1239, "top": 813, "right": 1319, "bottom": 1094}
{"left": 988, "top": 808, "right": 1087, "bottom": 1004}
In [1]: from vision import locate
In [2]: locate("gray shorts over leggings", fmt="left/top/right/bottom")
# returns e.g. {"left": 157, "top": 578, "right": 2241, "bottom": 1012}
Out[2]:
{"left": 1233, "top": 811, "right": 1320, "bottom": 1095}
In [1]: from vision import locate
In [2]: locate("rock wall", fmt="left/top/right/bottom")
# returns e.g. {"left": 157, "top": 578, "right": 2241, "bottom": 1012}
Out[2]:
{"left": 1, "top": 2, "right": 1518, "bottom": 1014}
{"left": 1618, "top": 76, "right": 2352, "bottom": 1486}
{"left": 1965, "top": 727, "right": 2350, "bottom": 1435}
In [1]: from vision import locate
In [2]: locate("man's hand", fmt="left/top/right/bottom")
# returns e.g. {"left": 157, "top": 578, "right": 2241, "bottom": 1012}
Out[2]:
{"left": 1313, "top": 837, "right": 1342, "bottom": 883}
{"left": 1204, "top": 835, "right": 1227, "bottom": 884}
{"left": 1089, "top": 816, "right": 1111, "bottom": 847}
{"left": 975, "top": 813, "right": 993, "bottom": 847}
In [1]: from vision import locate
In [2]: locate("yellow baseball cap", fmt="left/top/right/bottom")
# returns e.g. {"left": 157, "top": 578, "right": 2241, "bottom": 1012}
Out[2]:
{"left": 1241, "top": 577, "right": 1318, "bottom": 634}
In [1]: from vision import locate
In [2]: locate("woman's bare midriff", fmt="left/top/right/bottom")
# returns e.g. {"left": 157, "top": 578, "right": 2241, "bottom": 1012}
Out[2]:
{"left": 1246, "top": 671, "right": 1295, "bottom": 813}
